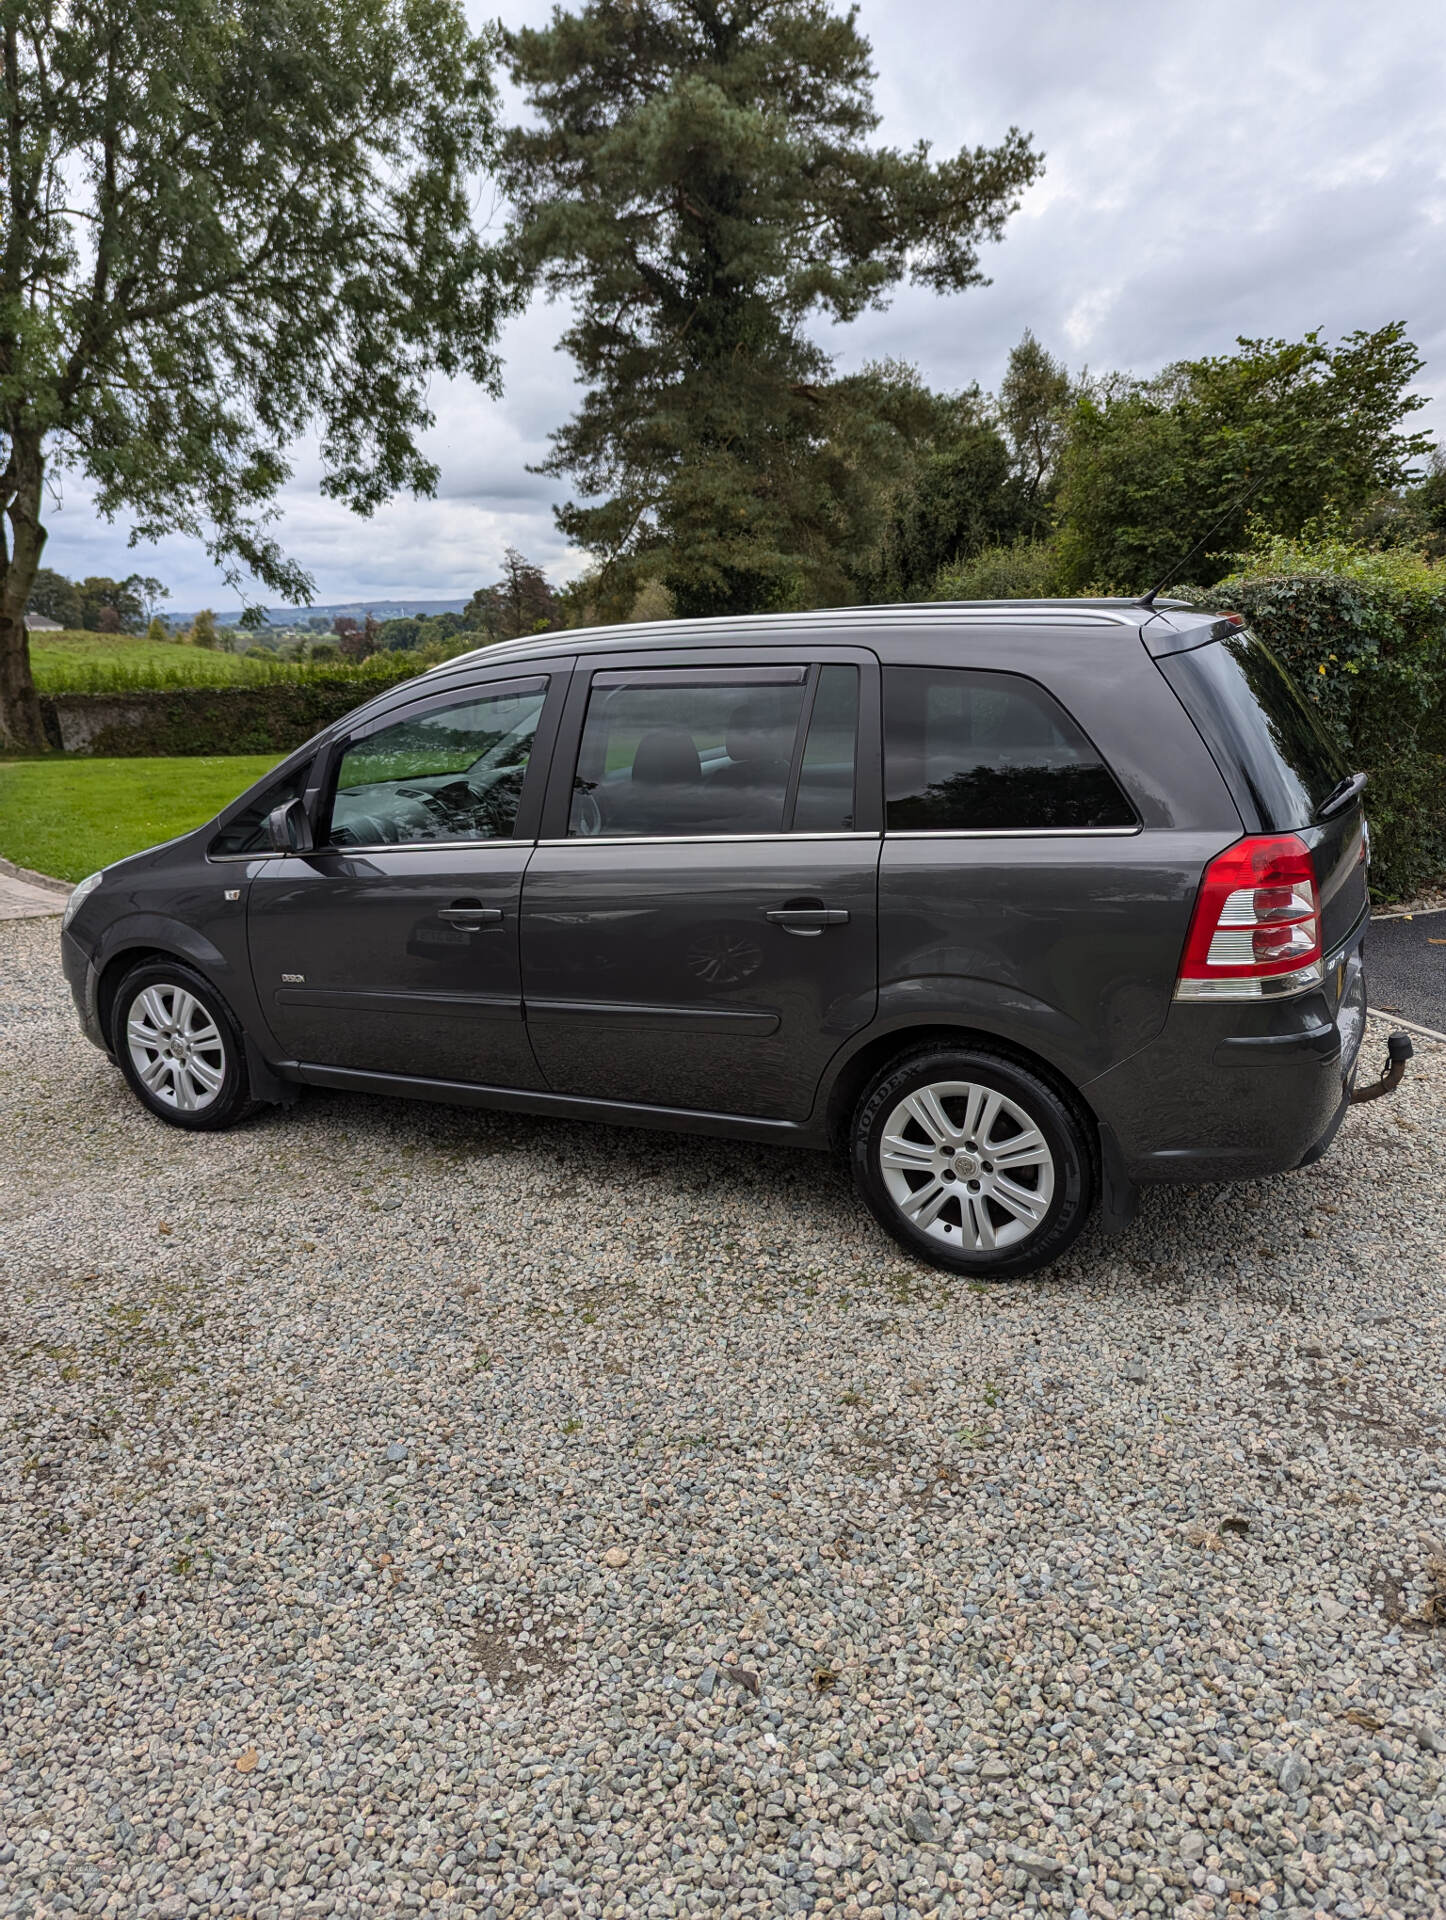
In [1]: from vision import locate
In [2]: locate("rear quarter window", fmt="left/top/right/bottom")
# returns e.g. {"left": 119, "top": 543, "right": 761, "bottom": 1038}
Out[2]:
{"left": 883, "top": 666, "right": 1137, "bottom": 831}
{"left": 1159, "top": 632, "right": 1347, "bottom": 831}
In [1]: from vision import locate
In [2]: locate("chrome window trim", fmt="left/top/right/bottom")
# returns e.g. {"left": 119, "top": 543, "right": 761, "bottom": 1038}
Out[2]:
{"left": 210, "top": 838, "right": 539, "bottom": 861}
{"left": 216, "top": 825, "right": 1140, "bottom": 857}
{"left": 884, "top": 826, "right": 1143, "bottom": 840}
{"left": 538, "top": 830, "right": 881, "bottom": 849}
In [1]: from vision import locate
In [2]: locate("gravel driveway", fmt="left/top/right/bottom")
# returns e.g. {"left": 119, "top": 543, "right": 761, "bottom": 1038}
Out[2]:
{"left": 3, "top": 915, "right": 1444, "bottom": 1920}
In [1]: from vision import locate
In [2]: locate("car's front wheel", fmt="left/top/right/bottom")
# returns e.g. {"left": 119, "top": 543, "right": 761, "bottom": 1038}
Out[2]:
{"left": 851, "top": 1046, "right": 1095, "bottom": 1278}
{"left": 110, "top": 961, "right": 257, "bottom": 1131}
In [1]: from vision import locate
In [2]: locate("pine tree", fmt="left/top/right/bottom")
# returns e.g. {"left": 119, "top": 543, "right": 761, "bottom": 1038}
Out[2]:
{"left": 503, "top": 0, "right": 1041, "bottom": 615}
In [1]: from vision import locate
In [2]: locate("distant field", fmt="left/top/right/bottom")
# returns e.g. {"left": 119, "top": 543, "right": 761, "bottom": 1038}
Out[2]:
{"left": 0, "top": 755, "right": 280, "bottom": 881}
{"left": 28, "top": 629, "right": 417, "bottom": 695}
{"left": 30, "top": 630, "right": 267, "bottom": 690}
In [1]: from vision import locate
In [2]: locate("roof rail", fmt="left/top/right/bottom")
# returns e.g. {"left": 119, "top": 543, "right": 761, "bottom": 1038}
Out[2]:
{"left": 426, "top": 598, "right": 1164, "bottom": 677}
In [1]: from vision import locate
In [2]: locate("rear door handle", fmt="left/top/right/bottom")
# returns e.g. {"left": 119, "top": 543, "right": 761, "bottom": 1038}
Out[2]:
{"left": 765, "top": 907, "right": 849, "bottom": 936}
{"left": 438, "top": 902, "right": 503, "bottom": 929}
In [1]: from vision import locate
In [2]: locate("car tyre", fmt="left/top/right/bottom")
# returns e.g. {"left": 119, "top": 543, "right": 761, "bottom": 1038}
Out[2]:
{"left": 110, "top": 960, "right": 259, "bottom": 1132}
{"left": 851, "top": 1045, "right": 1095, "bottom": 1279}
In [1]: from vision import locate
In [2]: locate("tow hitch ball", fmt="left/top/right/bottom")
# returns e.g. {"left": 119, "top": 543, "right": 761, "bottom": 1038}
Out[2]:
{"left": 1350, "top": 1031, "right": 1414, "bottom": 1104}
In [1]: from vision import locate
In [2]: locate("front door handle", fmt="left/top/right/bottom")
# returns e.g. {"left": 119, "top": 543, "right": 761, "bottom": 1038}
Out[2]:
{"left": 765, "top": 906, "right": 850, "bottom": 936}
{"left": 438, "top": 901, "right": 503, "bottom": 929}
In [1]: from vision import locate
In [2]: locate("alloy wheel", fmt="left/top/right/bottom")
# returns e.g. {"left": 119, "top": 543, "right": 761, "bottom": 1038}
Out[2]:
{"left": 876, "top": 1078, "right": 1056, "bottom": 1253}
{"left": 125, "top": 983, "right": 227, "bottom": 1114}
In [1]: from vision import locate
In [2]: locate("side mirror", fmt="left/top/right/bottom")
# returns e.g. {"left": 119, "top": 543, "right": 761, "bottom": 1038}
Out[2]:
{"left": 266, "top": 797, "right": 314, "bottom": 854}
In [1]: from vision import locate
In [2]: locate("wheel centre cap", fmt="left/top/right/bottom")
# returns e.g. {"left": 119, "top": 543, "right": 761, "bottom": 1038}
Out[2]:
{"left": 951, "top": 1151, "right": 980, "bottom": 1179}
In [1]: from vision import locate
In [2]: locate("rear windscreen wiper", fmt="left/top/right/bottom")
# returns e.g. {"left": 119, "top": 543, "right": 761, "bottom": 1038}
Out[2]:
{"left": 1314, "top": 771, "right": 1367, "bottom": 822}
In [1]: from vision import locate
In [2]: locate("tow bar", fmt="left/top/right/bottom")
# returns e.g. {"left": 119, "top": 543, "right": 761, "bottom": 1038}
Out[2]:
{"left": 1350, "top": 1031, "right": 1414, "bottom": 1104}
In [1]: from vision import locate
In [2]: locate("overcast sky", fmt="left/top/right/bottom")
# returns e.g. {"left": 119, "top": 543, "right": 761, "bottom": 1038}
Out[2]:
{"left": 40, "top": 0, "right": 1446, "bottom": 610}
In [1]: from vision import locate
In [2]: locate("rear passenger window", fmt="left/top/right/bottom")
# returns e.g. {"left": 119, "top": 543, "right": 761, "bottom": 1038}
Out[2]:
{"left": 570, "top": 669, "right": 808, "bottom": 837}
{"left": 884, "top": 667, "right": 1136, "bottom": 832}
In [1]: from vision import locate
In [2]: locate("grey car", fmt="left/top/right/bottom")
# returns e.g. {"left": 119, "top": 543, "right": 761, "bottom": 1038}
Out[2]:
{"left": 60, "top": 599, "right": 1388, "bottom": 1278}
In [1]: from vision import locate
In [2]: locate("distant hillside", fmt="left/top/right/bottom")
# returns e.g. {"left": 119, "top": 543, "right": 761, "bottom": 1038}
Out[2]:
{"left": 169, "top": 598, "right": 470, "bottom": 626}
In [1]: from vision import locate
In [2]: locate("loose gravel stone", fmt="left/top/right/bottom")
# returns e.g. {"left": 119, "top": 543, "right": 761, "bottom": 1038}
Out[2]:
{"left": 3, "top": 915, "right": 1445, "bottom": 1920}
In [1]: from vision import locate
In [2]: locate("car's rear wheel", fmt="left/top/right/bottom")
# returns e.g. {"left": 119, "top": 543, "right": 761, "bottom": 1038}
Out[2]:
{"left": 110, "top": 961, "right": 257, "bottom": 1131}
{"left": 851, "top": 1046, "right": 1095, "bottom": 1278}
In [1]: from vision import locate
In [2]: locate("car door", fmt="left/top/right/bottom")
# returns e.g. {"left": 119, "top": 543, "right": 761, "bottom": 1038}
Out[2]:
{"left": 519, "top": 648, "right": 881, "bottom": 1121}
{"left": 246, "top": 668, "right": 568, "bottom": 1086}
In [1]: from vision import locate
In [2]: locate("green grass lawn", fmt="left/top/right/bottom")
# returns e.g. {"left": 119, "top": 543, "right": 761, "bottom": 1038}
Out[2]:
{"left": 29, "top": 629, "right": 269, "bottom": 691}
{"left": 0, "top": 754, "right": 281, "bottom": 881}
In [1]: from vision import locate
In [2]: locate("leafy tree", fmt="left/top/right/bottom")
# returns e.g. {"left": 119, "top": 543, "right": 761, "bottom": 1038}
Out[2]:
{"left": 22, "top": 563, "right": 167, "bottom": 631}
{"left": 502, "top": 0, "right": 1041, "bottom": 615}
{"left": 144, "top": 615, "right": 170, "bottom": 644}
{"left": 1052, "top": 326, "right": 1434, "bottom": 592}
{"left": 76, "top": 575, "right": 146, "bottom": 630}
{"left": 932, "top": 537, "right": 1063, "bottom": 602}
{"left": 1408, "top": 446, "right": 1446, "bottom": 560}
{"left": 788, "top": 359, "right": 978, "bottom": 607}
{"left": 187, "top": 608, "right": 219, "bottom": 649}
{"left": 413, "top": 610, "right": 465, "bottom": 649}
{"left": 627, "top": 578, "right": 676, "bottom": 623}
{"left": 464, "top": 547, "right": 563, "bottom": 640}
{"left": 135, "top": 575, "right": 168, "bottom": 623}
{"left": 0, "top": 0, "right": 513, "bottom": 748}
{"left": 998, "top": 330, "right": 1072, "bottom": 501}
{"left": 379, "top": 616, "right": 423, "bottom": 651}
{"left": 869, "top": 407, "right": 1032, "bottom": 600}
{"left": 335, "top": 617, "right": 373, "bottom": 660}
{"left": 25, "top": 566, "right": 81, "bottom": 627}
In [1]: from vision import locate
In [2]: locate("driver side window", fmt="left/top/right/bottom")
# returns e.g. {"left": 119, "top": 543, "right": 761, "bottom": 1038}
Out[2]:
{"left": 326, "top": 678, "right": 548, "bottom": 848}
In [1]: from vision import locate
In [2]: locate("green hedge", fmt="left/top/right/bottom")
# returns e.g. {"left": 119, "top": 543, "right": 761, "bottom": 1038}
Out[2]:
{"left": 42, "top": 674, "right": 420, "bottom": 757}
{"left": 1178, "top": 536, "right": 1446, "bottom": 900}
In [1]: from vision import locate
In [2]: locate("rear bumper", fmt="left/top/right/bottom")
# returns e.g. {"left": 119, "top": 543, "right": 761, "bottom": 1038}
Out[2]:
{"left": 1085, "top": 931, "right": 1368, "bottom": 1184}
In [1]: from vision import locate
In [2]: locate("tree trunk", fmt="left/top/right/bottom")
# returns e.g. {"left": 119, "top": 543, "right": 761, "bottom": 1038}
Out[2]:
{"left": 0, "top": 430, "right": 49, "bottom": 752}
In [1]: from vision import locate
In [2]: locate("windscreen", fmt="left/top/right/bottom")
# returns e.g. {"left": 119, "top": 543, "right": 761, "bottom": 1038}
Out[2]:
{"left": 1160, "top": 631, "right": 1348, "bottom": 831}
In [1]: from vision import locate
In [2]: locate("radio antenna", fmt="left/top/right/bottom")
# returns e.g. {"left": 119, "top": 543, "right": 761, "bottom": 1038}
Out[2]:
{"left": 1137, "top": 472, "right": 1270, "bottom": 608}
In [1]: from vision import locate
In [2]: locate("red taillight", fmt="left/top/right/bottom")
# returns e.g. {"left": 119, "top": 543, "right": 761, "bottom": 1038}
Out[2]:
{"left": 1176, "top": 834, "right": 1324, "bottom": 1001}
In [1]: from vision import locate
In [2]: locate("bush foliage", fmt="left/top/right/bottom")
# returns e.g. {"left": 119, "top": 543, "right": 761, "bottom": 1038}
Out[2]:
{"left": 933, "top": 538, "right": 1065, "bottom": 602}
{"left": 1178, "top": 535, "right": 1446, "bottom": 899}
